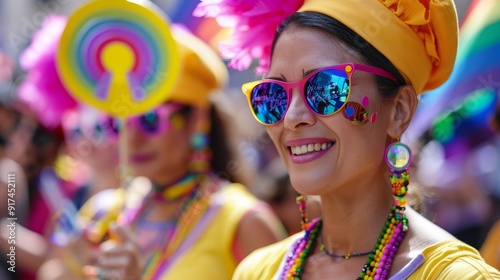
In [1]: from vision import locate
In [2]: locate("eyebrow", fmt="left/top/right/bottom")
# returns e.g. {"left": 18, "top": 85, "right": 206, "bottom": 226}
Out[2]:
{"left": 267, "top": 68, "right": 319, "bottom": 82}
{"left": 303, "top": 68, "right": 319, "bottom": 77}
{"left": 265, "top": 73, "right": 288, "bottom": 82}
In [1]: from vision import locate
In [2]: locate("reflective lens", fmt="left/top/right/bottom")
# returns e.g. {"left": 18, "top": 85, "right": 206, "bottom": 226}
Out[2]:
{"left": 139, "top": 111, "right": 160, "bottom": 134}
{"left": 305, "top": 69, "right": 349, "bottom": 115}
{"left": 111, "top": 104, "right": 184, "bottom": 136}
{"left": 250, "top": 83, "right": 288, "bottom": 125}
{"left": 248, "top": 68, "right": 350, "bottom": 124}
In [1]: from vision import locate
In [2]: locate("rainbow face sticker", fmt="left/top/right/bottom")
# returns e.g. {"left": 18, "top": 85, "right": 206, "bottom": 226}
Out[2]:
{"left": 57, "top": 0, "right": 180, "bottom": 118}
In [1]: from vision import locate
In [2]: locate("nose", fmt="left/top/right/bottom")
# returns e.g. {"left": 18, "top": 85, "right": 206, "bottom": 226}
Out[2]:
{"left": 283, "top": 87, "right": 316, "bottom": 130}
{"left": 124, "top": 120, "right": 145, "bottom": 147}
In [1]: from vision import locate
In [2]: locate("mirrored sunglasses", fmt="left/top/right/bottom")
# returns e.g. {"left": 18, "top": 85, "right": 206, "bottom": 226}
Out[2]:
{"left": 241, "top": 63, "right": 397, "bottom": 125}
{"left": 112, "top": 104, "right": 184, "bottom": 137}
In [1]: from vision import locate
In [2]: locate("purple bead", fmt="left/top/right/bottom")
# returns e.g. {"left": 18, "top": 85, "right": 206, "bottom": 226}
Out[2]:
{"left": 378, "top": 263, "right": 385, "bottom": 273}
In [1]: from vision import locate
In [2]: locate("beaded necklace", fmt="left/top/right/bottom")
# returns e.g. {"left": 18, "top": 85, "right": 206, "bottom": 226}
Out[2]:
{"left": 151, "top": 172, "right": 199, "bottom": 202}
{"left": 318, "top": 233, "right": 373, "bottom": 260}
{"left": 142, "top": 174, "right": 222, "bottom": 279}
{"left": 283, "top": 170, "right": 409, "bottom": 280}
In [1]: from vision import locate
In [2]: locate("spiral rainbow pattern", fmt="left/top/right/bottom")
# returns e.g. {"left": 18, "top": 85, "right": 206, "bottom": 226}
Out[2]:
{"left": 57, "top": 0, "right": 180, "bottom": 117}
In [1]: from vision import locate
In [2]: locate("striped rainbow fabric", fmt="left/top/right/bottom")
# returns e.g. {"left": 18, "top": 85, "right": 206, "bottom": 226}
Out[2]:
{"left": 407, "top": 0, "right": 500, "bottom": 142}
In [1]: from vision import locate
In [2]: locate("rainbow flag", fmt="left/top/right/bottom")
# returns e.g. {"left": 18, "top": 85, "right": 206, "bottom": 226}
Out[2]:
{"left": 407, "top": 0, "right": 500, "bottom": 142}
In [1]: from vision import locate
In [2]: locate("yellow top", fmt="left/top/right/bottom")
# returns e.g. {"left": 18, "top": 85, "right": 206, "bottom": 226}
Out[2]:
{"left": 78, "top": 183, "right": 258, "bottom": 279}
{"left": 233, "top": 234, "right": 500, "bottom": 279}
{"left": 157, "top": 183, "right": 258, "bottom": 279}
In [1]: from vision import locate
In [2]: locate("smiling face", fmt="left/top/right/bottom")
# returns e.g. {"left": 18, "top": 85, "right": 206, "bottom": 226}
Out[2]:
{"left": 265, "top": 27, "right": 395, "bottom": 195}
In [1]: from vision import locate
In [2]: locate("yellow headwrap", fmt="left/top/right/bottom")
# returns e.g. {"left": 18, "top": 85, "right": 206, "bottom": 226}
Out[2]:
{"left": 167, "top": 27, "right": 229, "bottom": 108}
{"left": 298, "top": 0, "right": 458, "bottom": 94}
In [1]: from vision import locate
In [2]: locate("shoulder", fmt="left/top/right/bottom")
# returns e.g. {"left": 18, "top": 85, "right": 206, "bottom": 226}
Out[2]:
{"left": 214, "top": 183, "right": 260, "bottom": 218}
{"left": 399, "top": 208, "right": 500, "bottom": 278}
{"left": 480, "top": 219, "right": 500, "bottom": 270}
{"left": 0, "top": 157, "right": 25, "bottom": 183}
{"left": 220, "top": 183, "right": 286, "bottom": 234}
{"left": 217, "top": 182, "right": 257, "bottom": 204}
{"left": 412, "top": 240, "right": 500, "bottom": 279}
{"left": 216, "top": 182, "right": 287, "bottom": 243}
{"left": 405, "top": 207, "right": 456, "bottom": 253}
{"left": 233, "top": 234, "right": 300, "bottom": 280}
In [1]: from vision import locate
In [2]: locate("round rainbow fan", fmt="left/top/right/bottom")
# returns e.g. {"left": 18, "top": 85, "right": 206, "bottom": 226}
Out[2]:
{"left": 57, "top": 0, "right": 180, "bottom": 118}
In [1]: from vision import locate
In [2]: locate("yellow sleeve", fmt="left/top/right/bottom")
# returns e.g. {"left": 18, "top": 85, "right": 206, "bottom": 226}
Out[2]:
{"left": 480, "top": 220, "right": 500, "bottom": 271}
{"left": 233, "top": 234, "right": 299, "bottom": 280}
{"left": 409, "top": 240, "right": 500, "bottom": 279}
{"left": 436, "top": 258, "right": 500, "bottom": 279}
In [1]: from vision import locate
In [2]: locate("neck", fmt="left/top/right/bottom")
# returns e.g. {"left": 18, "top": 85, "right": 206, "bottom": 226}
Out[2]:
{"left": 319, "top": 179, "right": 393, "bottom": 254}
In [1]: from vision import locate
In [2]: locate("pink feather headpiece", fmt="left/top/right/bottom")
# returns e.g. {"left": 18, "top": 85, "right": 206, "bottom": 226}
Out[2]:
{"left": 18, "top": 15, "right": 78, "bottom": 129}
{"left": 193, "top": 0, "right": 304, "bottom": 75}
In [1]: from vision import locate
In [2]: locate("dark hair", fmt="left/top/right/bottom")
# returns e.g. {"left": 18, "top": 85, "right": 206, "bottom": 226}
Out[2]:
{"left": 180, "top": 103, "right": 243, "bottom": 184}
{"left": 273, "top": 12, "right": 407, "bottom": 98}
{"left": 208, "top": 104, "right": 235, "bottom": 181}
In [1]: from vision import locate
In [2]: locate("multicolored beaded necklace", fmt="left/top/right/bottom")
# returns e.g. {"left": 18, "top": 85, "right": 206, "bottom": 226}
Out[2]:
{"left": 141, "top": 173, "right": 222, "bottom": 279}
{"left": 283, "top": 169, "right": 410, "bottom": 280}
{"left": 150, "top": 172, "right": 199, "bottom": 202}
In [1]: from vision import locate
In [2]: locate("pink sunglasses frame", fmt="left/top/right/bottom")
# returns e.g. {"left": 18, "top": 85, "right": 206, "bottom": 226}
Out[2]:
{"left": 241, "top": 63, "right": 397, "bottom": 125}
{"left": 107, "top": 104, "right": 184, "bottom": 137}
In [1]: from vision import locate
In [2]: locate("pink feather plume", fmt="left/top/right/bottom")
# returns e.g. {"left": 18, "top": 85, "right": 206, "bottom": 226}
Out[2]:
{"left": 193, "top": 0, "right": 304, "bottom": 75}
{"left": 18, "top": 15, "right": 78, "bottom": 129}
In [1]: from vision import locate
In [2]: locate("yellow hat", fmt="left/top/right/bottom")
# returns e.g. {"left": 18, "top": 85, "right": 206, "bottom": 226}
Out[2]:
{"left": 168, "top": 27, "right": 229, "bottom": 107}
{"left": 298, "top": 0, "right": 458, "bottom": 94}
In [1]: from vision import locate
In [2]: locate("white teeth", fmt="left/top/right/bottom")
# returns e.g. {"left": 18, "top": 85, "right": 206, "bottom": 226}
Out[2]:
{"left": 291, "top": 142, "right": 332, "bottom": 155}
{"left": 301, "top": 146, "right": 308, "bottom": 153}
{"left": 307, "top": 144, "right": 314, "bottom": 152}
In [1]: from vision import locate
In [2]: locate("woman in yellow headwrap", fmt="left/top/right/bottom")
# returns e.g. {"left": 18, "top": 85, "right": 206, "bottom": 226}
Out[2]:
{"left": 195, "top": 0, "right": 500, "bottom": 279}
{"left": 76, "top": 25, "right": 287, "bottom": 279}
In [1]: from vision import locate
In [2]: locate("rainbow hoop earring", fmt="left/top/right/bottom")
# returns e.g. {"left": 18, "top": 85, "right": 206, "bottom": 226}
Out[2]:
{"left": 385, "top": 140, "right": 412, "bottom": 228}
